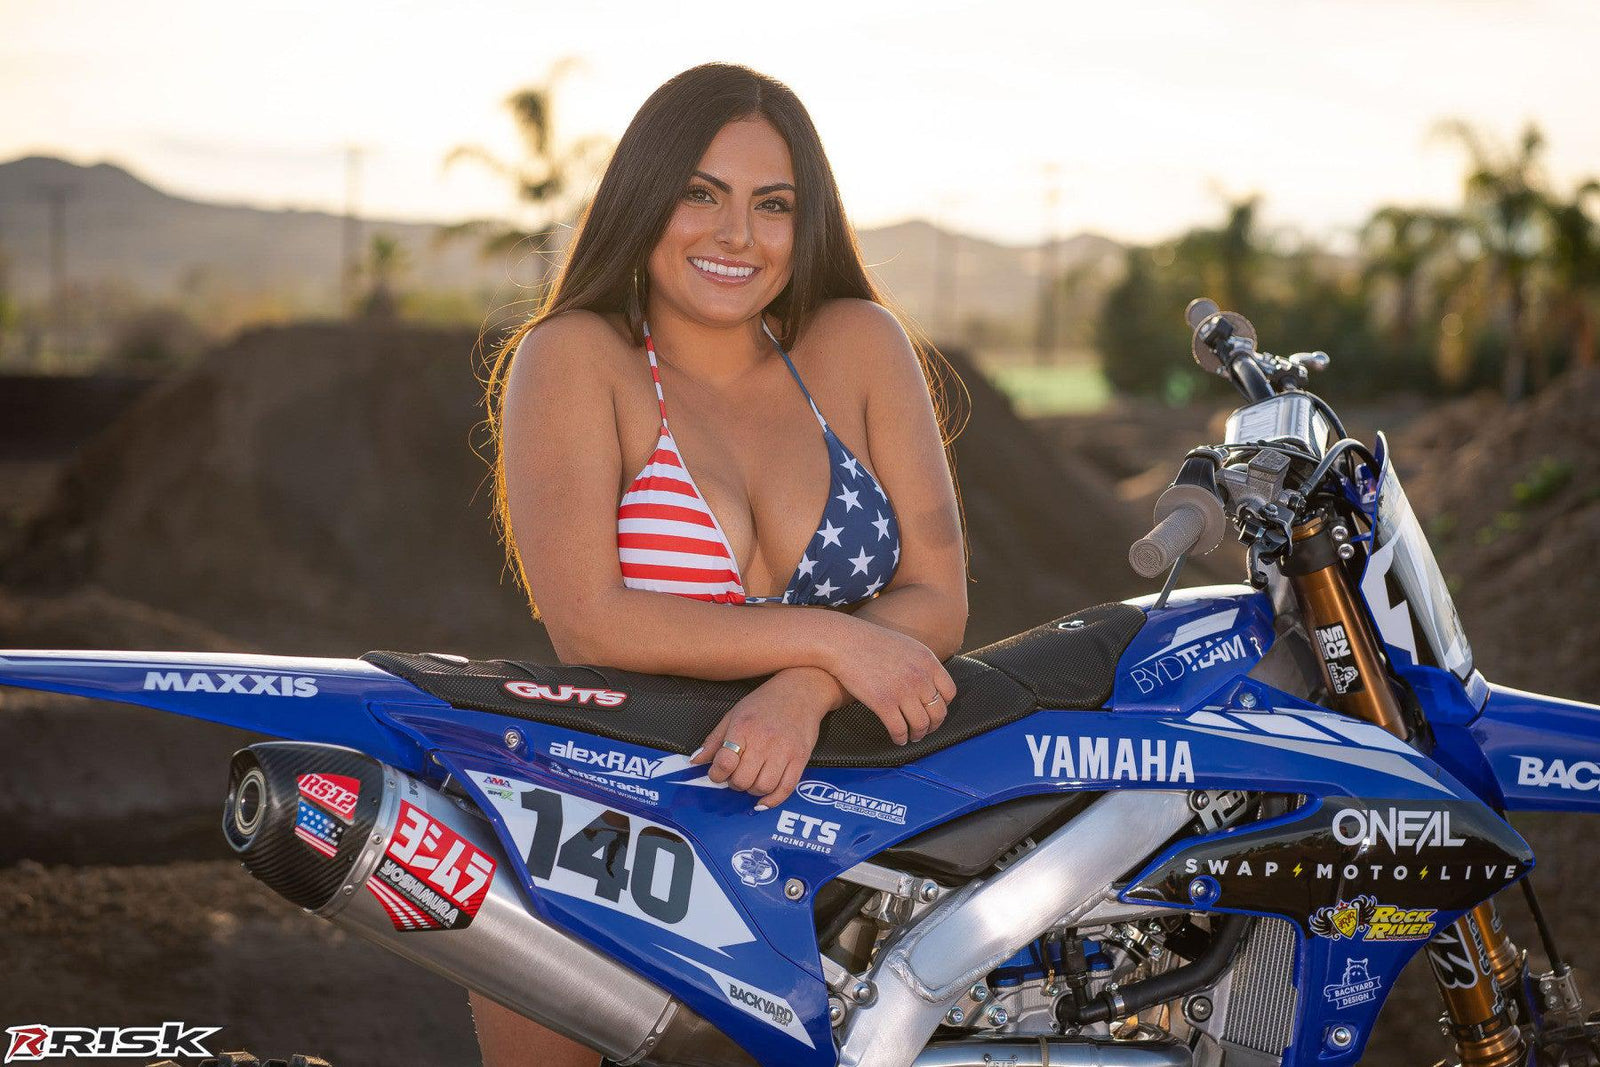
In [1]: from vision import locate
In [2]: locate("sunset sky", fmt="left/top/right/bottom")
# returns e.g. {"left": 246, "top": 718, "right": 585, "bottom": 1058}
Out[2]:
{"left": 4, "top": 0, "right": 1598, "bottom": 247}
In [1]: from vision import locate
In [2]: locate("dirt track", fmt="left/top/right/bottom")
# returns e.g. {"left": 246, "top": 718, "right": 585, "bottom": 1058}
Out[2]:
{"left": 2, "top": 326, "right": 1596, "bottom": 1066}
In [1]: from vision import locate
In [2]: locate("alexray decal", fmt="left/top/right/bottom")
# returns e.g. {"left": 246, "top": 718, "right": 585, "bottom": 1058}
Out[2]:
{"left": 1324, "top": 958, "right": 1383, "bottom": 1010}
{"left": 796, "top": 781, "right": 907, "bottom": 825}
{"left": 1331, "top": 807, "right": 1465, "bottom": 852}
{"left": 142, "top": 671, "right": 317, "bottom": 697}
{"left": 1026, "top": 735, "right": 1196, "bottom": 784}
{"left": 771, "top": 810, "right": 840, "bottom": 854}
{"left": 732, "top": 848, "right": 778, "bottom": 887}
{"left": 4, "top": 1022, "right": 220, "bottom": 1062}
{"left": 297, "top": 773, "right": 360, "bottom": 823}
{"left": 367, "top": 801, "right": 495, "bottom": 931}
{"left": 550, "top": 740, "right": 663, "bottom": 780}
{"left": 1514, "top": 756, "right": 1600, "bottom": 792}
{"left": 503, "top": 681, "right": 627, "bottom": 707}
{"left": 1309, "top": 896, "right": 1437, "bottom": 942}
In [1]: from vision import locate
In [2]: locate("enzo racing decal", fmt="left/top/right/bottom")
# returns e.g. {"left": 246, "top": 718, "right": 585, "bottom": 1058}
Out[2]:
{"left": 367, "top": 801, "right": 495, "bottom": 931}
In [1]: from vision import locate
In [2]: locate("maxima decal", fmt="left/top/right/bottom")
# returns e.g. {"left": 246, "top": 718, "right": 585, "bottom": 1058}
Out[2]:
{"left": 1124, "top": 798, "right": 1532, "bottom": 926}
{"left": 1310, "top": 896, "right": 1437, "bottom": 942}
{"left": 1514, "top": 756, "right": 1600, "bottom": 792}
{"left": 1324, "top": 958, "right": 1383, "bottom": 1010}
{"left": 142, "top": 670, "right": 318, "bottom": 697}
{"left": 796, "top": 780, "right": 907, "bottom": 825}
{"left": 368, "top": 801, "right": 496, "bottom": 931}
{"left": 1026, "top": 735, "right": 1196, "bottom": 784}
{"left": 665, "top": 950, "right": 816, "bottom": 1049}
{"left": 472, "top": 772, "right": 755, "bottom": 950}
{"left": 503, "top": 681, "right": 627, "bottom": 707}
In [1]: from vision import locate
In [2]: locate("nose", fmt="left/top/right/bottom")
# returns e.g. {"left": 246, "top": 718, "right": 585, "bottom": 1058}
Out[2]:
{"left": 715, "top": 202, "right": 753, "bottom": 251}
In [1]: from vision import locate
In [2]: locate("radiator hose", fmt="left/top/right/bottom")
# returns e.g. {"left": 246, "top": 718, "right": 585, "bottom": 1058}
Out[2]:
{"left": 1055, "top": 915, "right": 1251, "bottom": 1026}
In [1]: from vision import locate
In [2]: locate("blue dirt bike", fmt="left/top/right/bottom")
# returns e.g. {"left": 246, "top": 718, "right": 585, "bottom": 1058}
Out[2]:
{"left": 5, "top": 299, "right": 1598, "bottom": 1067}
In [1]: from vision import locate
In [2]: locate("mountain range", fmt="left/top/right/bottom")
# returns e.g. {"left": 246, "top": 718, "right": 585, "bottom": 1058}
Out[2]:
{"left": 0, "top": 155, "right": 1123, "bottom": 328}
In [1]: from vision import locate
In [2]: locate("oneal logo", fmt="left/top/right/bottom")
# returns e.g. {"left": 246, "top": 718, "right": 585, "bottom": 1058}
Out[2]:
{"left": 503, "top": 681, "right": 627, "bottom": 707}
{"left": 1026, "top": 735, "right": 1195, "bottom": 783}
{"left": 1332, "top": 807, "right": 1466, "bottom": 852}
{"left": 1515, "top": 755, "right": 1600, "bottom": 791}
{"left": 795, "top": 781, "right": 907, "bottom": 825}
{"left": 727, "top": 983, "right": 794, "bottom": 1027}
{"left": 4, "top": 1022, "right": 220, "bottom": 1062}
{"left": 550, "top": 740, "right": 661, "bottom": 779}
{"left": 142, "top": 671, "right": 317, "bottom": 697}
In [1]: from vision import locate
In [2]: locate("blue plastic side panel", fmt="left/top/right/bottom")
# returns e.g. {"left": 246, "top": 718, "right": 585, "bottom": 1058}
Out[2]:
{"left": 0, "top": 649, "right": 434, "bottom": 773}
{"left": 1115, "top": 586, "right": 1276, "bottom": 712}
{"left": 1466, "top": 682, "right": 1600, "bottom": 812}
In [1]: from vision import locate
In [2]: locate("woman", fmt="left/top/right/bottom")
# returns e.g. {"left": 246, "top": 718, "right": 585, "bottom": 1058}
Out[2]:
{"left": 477, "top": 62, "right": 967, "bottom": 1067}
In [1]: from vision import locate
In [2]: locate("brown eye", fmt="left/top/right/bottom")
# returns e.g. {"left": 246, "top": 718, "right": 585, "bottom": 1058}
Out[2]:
{"left": 760, "top": 198, "right": 793, "bottom": 213}
{"left": 684, "top": 186, "right": 714, "bottom": 203}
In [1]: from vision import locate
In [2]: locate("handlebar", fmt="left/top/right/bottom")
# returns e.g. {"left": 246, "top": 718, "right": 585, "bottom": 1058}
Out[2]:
{"left": 1129, "top": 505, "right": 1210, "bottom": 579}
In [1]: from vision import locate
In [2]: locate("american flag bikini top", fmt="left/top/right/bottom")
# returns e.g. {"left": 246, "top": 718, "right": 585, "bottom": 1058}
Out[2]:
{"left": 617, "top": 321, "right": 901, "bottom": 606}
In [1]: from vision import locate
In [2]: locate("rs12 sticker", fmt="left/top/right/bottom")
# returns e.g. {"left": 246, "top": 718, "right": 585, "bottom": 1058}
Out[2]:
{"left": 1315, "top": 622, "right": 1365, "bottom": 695}
{"left": 367, "top": 801, "right": 495, "bottom": 932}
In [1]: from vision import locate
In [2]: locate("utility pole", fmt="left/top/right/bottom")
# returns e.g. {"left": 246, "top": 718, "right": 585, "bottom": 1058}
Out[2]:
{"left": 33, "top": 182, "right": 78, "bottom": 309}
{"left": 342, "top": 145, "right": 365, "bottom": 317}
{"left": 1034, "top": 163, "right": 1060, "bottom": 366}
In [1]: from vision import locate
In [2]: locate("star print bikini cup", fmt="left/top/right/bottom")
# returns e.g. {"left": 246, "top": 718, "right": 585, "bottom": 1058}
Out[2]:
{"left": 616, "top": 321, "right": 901, "bottom": 606}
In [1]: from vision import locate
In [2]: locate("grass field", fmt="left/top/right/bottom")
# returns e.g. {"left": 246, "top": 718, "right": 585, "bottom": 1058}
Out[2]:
{"left": 976, "top": 348, "right": 1112, "bottom": 416}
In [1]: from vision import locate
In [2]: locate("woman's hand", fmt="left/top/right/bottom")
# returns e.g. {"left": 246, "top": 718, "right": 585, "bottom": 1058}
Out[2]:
{"left": 690, "top": 668, "right": 836, "bottom": 808}
{"left": 825, "top": 615, "right": 957, "bottom": 746}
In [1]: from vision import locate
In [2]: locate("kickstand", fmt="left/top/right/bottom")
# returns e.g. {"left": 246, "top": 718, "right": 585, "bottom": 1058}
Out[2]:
{"left": 1154, "top": 554, "right": 1188, "bottom": 611}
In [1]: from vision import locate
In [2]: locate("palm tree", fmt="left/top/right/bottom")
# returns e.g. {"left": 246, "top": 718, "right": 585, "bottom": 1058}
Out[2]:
{"left": 1359, "top": 206, "right": 1461, "bottom": 350}
{"left": 439, "top": 60, "right": 611, "bottom": 291}
{"left": 359, "top": 233, "right": 408, "bottom": 321}
{"left": 1435, "top": 120, "right": 1549, "bottom": 399}
{"left": 1538, "top": 180, "right": 1600, "bottom": 370}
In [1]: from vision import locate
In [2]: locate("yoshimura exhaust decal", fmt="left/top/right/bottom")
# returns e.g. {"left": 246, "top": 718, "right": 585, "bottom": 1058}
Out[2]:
{"left": 366, "top": 801, "right": 495, "bottom": 931}
{"left": 293, "top": 772, "right": 362, "bottom": 857}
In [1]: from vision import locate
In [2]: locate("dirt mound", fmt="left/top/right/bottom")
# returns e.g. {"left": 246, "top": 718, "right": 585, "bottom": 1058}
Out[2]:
{"left": 0, "top": 324, "right": 1154, "bottom": 659}
{"left": 1394, "top": 366, "right": 1600, "bottom": 700}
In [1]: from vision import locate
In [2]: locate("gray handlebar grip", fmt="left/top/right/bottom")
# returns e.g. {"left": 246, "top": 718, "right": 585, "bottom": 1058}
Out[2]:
{"left": 1129, "top": 505, "right": 1207, "bottom": 579}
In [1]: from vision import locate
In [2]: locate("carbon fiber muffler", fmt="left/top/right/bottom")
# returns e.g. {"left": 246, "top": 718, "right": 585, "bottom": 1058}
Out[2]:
{"left": 223, "top": 742, "right": 751, "bottom": 1067}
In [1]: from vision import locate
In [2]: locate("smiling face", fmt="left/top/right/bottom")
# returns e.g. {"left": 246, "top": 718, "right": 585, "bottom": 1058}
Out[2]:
{"left": 644, "top": 116, "right": 797, "bottom": 328}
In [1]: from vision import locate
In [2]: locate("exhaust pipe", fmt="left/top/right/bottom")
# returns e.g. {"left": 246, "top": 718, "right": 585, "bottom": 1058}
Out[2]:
{"left": 223, "top": 742, "right": 751, "bottom": 1067}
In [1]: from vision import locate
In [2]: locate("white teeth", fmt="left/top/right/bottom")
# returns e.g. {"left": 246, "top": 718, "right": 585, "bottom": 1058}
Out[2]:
{"left": 690, "top": 257, "right": 755, "bottom": 278}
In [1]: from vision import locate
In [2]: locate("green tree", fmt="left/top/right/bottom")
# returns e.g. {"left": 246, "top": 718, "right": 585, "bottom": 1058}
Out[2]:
{"left": 359, "top": 233, "right": 408, "bottom": 321}
{"left": 440, "top": 60, "right": 610, "bottom": 290}
{"left": 1537, "top": 180, "right": 1600, "bottom": 370}
{"left": 1436, "top": 120, "right": 1550, "bottom": 399}
{"left": 1359, "top": 206, "right": 1461, "bottom": 350}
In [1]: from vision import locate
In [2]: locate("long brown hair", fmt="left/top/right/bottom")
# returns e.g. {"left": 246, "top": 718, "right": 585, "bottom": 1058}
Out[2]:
{"left": 483, "top": 62, "right": 966, "bottom": 612}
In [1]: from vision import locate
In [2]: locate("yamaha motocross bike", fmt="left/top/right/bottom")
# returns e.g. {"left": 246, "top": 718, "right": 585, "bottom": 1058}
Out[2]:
{"left": 5, "top": 298, "right": 1599, "bottom": 1067}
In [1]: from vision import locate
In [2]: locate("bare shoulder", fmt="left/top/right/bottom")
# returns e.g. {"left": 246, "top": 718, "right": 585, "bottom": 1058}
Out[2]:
{"left": 510, "top": 309, "right": 633, "bottom": 385}
{"left": 800, "top": 299, "right": 920, "bottom": 384}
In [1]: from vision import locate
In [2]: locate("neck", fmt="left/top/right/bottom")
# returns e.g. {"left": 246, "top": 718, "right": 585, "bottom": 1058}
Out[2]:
{"left": 644, "top": 303, "right": 775, "bottom": 385}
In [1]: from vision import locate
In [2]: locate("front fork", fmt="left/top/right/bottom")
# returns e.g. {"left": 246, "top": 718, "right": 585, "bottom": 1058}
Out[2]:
{"left": 1285, "top": 515, "right": 1530, "bottom": 1067}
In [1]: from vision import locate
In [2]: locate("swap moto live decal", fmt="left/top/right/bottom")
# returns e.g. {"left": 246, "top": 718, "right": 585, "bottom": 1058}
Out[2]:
{"left": 1123, "top": 798, "right": 1533, "bottom": 928}
{"left": 470, "top": 771, "right": 755, "bottom": 950}
{"left": 368, "top": 801, "right": 496, "bottom": 931}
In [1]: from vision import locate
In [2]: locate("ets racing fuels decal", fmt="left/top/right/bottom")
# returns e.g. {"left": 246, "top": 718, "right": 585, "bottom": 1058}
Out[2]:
{"left": 1123, "top": 798, "right": 1532, "bottom": 928}
{"left": 367, "top": 801, "right": 496, "bottom": 931}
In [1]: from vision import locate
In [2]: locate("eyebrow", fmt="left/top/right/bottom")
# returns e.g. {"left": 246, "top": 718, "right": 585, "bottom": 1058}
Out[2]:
{"left": 692, "top": 170, "right": 796, "bottom": 197}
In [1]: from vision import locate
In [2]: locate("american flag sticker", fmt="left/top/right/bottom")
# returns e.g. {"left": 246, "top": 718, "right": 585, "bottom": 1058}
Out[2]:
{"left": 293, "top": 798, "right": 346, "bottom": 857}
{"left": 297, "top": 772, "right": 361, "bottom": 823}
{"left": 365, "top": 801, "right": 496, "bottom": 932}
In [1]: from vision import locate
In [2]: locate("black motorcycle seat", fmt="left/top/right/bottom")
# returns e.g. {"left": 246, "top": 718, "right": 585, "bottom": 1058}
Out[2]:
{"left": 361, "top": 602, "right": 1145, "bottom": 769}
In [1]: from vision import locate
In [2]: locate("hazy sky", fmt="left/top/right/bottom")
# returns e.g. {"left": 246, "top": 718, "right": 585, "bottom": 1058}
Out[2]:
{"left": 4, "top": 0, "right": 1598, "bottom": 246}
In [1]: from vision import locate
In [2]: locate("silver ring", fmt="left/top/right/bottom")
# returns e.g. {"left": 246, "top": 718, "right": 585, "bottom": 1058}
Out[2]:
{"left": 721, "top": 739, "right": 745, "bottom": 757}
{"left": 921, "top": 694, "right": 942, "bottom": 706}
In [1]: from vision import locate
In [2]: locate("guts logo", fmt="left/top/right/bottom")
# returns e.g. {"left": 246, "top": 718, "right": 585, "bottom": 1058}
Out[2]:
{"left": 503, "top": 681, "right": 627, "bottom": 707}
